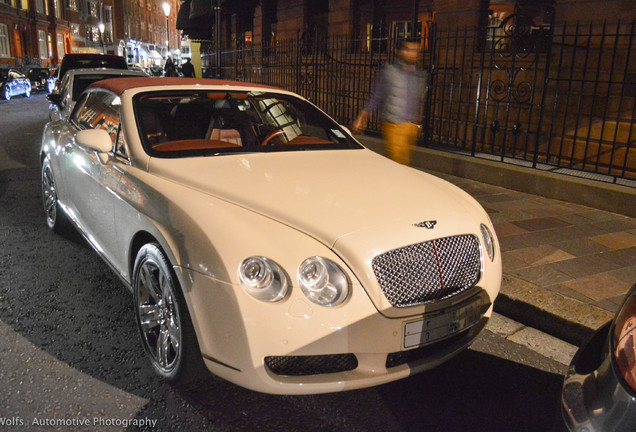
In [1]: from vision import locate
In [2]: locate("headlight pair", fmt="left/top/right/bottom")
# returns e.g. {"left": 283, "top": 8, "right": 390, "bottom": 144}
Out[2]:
{"left": 238, "top": 256, "right": 349, "bottom": 307}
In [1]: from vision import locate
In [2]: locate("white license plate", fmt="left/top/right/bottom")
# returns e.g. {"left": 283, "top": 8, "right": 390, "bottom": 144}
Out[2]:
{"left": 404, "top": 298, "right": 486, "bottom": 348}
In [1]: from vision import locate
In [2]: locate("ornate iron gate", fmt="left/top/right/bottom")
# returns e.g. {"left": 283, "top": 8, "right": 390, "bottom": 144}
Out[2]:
{"left": 425, "top": 4, "right": 555, "bottom": 165}
{"left": 218, "top": 15, "right": 636, "bottom": 185}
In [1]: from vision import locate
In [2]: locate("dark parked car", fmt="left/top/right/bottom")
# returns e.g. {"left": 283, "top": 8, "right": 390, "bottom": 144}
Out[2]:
{"left": 0, "top": 68, "right": 31, "bottom": 100}
{"left": 56, "top": 53, "right": 127, "bottom": 89}
{"left": 561, "top": 281, "right": 636, "bottom": 431}
{"left": 25, "top": 67, "right": 56, "bottom": 93}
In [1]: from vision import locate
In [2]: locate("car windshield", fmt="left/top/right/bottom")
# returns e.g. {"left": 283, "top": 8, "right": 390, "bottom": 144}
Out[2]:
{"left": 134, "top": 90, "right": 363, "bottom": 157}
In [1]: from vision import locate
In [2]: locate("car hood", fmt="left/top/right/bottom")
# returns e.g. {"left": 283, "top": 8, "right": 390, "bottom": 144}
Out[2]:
{"left": 147, "top": 148, "right": 486, "bottom": 248}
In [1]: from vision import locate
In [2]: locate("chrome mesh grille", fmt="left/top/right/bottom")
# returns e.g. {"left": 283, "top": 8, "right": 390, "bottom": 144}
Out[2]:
{"left": 265, "top": 354, "right": 358, "bottom": 376}
{"left": 372, "top": 235, "right": 481, "bottom": 307}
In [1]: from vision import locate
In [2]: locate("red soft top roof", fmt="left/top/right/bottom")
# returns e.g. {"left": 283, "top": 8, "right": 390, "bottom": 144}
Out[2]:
{"left": 88, "top": 77, "right": 278, "bottom": 96}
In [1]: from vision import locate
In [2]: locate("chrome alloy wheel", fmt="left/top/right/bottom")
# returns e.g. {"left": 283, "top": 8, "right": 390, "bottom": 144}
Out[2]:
{"left": 41, "top": 160, "right": 57, "bottom": 229}
{"left": 136, "top": 258, "right": 182, "bottom": 373}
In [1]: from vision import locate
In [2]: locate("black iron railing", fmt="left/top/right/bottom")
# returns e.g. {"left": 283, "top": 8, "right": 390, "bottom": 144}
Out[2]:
{"left": 211, "top": 21, "right": 636, "bottom": 186}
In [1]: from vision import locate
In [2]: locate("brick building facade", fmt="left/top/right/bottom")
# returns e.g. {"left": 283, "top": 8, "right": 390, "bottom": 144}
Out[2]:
{"left": 0, "top": 0, "right": 180, "bottom": 68}
{"left": 213, "top": 0, "right": 633, "bottom": 49}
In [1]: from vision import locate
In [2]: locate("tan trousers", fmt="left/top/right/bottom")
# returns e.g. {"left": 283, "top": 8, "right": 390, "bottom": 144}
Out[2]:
{"left": 382, "top": 122, "right": 419, "bottom": 166}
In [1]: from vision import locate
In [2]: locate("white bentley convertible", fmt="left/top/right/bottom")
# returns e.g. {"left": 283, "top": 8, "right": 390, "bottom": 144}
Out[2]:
{"left": 40, "top": 78, "right": 502, "bottom": 394}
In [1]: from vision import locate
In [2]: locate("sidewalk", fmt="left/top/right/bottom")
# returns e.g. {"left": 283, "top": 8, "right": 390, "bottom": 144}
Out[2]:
{"left": 357, "top": 135, "right": 636, "bottom": 346}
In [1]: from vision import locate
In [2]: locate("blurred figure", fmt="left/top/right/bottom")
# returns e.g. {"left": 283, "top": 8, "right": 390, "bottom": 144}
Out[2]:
{"left": 181, "top": 58, "right": 195, "bottom": 78}
{"left": 164, "top": 57, "right": 178, "bottom": 77}
{"left": 353, "top": 40, "right": 428, "bottom": 166}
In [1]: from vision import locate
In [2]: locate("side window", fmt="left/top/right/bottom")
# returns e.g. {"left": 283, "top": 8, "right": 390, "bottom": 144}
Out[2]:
{"left": 72, "top": 92, "right": 100, "bottom": 130}
{"left": 114, "top": 124, "right": 128, "bottom": 159}
{"left": 95, "top": 92, "right": 122, "bottom": 149}
{"left": 71, "top": 90, "right": 121, "bottom": 148}
{"left": 59, "top": 74, "right": 70, "bottom": 107}
{"left": 70, "top": 93, "right": 90, "bottom": 127}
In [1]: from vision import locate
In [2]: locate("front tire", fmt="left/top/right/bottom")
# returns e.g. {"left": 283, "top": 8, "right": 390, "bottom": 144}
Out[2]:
{"left": 3, "top": 85, "right": 10, "bottom": 100}
{"left": 24, "top": 85, "right": 31, "bottom": 98}
{"left": 133, "top": 243, "right": 206, "bottom": 386}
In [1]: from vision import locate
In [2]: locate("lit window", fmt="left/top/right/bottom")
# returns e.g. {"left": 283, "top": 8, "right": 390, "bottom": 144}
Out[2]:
{"left": 38, "top": 30, "right": 48, "bottom": 59}
{"left": 54, "top": 0, "right": 62, "bottom": 18}
{"left": 57, "top": 33, "right": 65, "bottom": 61}
{"left": 0, "top": 24, "right": 10, "bottom": 57}
{"left": 36, "top": 0, "right": 47, "bottom": 14}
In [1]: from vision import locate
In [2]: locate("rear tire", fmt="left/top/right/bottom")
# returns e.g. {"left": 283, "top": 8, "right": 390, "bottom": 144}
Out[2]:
{"left": 3, "top": 85, "right": 10, "bottom": 100}
{"left": 133, "top": 243, "right": 207, "bottom": 386}
{"left": 41, "top": 157, "right": 69, "bottom": 233}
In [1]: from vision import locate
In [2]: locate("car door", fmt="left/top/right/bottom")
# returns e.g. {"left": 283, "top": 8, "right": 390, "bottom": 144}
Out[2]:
{"left": 64, "top": 90, "right": 124, "bottom": 268}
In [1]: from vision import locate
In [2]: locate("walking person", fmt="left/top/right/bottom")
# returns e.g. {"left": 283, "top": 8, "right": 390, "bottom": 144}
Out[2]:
{"left": 181, "top": 58, "right": 195, "bottom": 78}
{"left": 353, "top": 40, "right": 428, "bottom": 166}
{"left": 164, "top": 57, "right": 178, "bottom": 77}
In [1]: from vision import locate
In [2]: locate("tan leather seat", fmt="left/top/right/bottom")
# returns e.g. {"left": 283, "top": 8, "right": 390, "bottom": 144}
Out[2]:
{"left": 208, "top": 128, "right": 242, "bottom": 146}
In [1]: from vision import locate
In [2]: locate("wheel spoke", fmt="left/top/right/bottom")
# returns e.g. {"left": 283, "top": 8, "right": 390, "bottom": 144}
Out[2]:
{"left": 140, "top": 264, "right": 161, "bottom": 304}
{"left": 157, "top": 328, "right": 170, "bottom": 367}
{"left": 139, "top": 304, "right": 162, "bottom": 333}
{"left": 46, "top": 195, "right": 55, "bottom": 212}
{"left": 159, "top": 272, "right": 171, "bottom": 303}
{"left": 166, "top": 316, "right": 180, "bottom": 352}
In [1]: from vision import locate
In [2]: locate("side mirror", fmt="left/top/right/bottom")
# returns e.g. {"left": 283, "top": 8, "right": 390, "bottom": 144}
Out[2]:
{"left": 46, "top": 93, "right": 63, "bottom": 107}
{"left": 49, "top": 106, "right": 62, "bottom": 122}
{"left": 76, "top": 129, "right": 113, "bottom": 154}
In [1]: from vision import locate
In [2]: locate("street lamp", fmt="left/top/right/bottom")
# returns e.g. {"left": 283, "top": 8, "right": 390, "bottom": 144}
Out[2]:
{"left": 98, "top": 22, "right": 105, "bottom": 54}
{"left": 162, "top": 2, "right": 171, "bottom": 58}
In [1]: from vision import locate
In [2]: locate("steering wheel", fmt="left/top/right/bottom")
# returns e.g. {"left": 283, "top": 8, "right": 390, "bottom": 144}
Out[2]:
{"left": 261, "top": 130, "right": 286, "bottom": 146}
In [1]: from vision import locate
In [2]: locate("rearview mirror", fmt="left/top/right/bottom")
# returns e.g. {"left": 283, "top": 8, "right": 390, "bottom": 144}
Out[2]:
{"left": 76, "top": 129, "right": 113, "bottom": 154}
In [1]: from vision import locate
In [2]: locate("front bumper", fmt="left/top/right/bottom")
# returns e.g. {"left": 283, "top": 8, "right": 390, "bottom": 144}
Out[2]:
{"left": 181, "top": 268, "right": 493, "bottom": 394}
{"left": 561, "top": 321, "right": 636, "bottom": 432}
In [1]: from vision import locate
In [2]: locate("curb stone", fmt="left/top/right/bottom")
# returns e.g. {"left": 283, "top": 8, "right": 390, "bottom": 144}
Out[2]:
{"left": 494, "top": 275, "right": 614, "bottom": 347}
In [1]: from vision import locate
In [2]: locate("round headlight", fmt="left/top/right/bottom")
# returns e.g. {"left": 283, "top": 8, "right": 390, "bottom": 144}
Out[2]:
{"left": 238, "top": 256, "right": 288, "bottom": 302}
{"left": 298, "top": 257, "right": 349, "bottom": 307}
{"left": 480, "top": 223, "right": 495, "bottom": 262}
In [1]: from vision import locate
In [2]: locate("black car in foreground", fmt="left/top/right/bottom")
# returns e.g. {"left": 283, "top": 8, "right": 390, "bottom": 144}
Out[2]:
{"left": 25, "top": 67, "right": 56, "bottom": 93}
{"left": 0, "top": 68, "right": 31, "bottom": 100}
{"left": 561, "top": 281, "right": 636, "bottom": 431}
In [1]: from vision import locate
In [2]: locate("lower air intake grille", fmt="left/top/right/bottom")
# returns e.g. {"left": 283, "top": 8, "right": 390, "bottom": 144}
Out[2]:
{"left": 372, "top": 235, "right": 481, "bottom": 307}
{"left": 265, "top": 354, "right": 358, "bottom": 376}
{"left": 386, "top": 330, "right": 470, "bottom": 368}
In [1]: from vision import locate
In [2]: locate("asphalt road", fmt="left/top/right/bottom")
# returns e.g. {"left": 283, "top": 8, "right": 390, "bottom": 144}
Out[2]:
{"left": 0, "top": 94, "right": 569, "bottom": 431}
